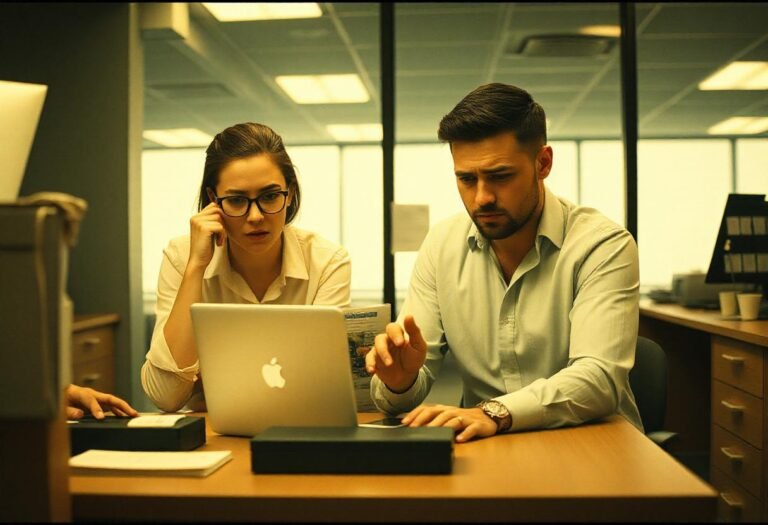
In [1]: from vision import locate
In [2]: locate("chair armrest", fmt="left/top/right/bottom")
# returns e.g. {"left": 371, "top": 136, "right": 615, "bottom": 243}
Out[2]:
{"left": 647, "top": 430, "right": 678, "bottom": 449}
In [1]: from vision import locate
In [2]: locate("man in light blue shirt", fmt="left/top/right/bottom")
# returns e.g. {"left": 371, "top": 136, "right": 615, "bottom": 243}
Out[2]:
{"left": 366, "top": 83, "right": 642, "bottom": 442}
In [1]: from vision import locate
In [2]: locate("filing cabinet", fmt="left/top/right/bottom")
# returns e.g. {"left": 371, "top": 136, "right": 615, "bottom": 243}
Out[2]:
{"left": 710, "top": 335, "right": 767, "bottom": 522}
{"left": 72, "top": 314, "right": 118, "bottom": 394}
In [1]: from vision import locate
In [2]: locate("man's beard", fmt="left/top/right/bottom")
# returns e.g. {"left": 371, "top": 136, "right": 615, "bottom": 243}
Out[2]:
{"left": 471, "top": 181, "right": 540, "bottom": 240}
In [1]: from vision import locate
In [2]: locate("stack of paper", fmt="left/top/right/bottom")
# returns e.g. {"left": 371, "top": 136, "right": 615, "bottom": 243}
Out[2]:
{"left": 69, "top": 449, "right": 232, "bottom": 477}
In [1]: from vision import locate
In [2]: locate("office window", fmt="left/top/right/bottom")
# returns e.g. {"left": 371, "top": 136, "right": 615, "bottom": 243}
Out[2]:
{"left": 288, "top": 146, "right": 341, "bottom": 245}
{"left": 580, "top": 140, "right": 625, "bottom": 227}
{"left": 546, "top": 141, "right": 579, "bottom": 205}
{"left": 393, "top": 144, "right": 463, "bottom": 295}
{"left": 341, "top": 145, "right": 383, "bottom": 304}
{"left": 736, "top": 139, "right": 768, "bottom": 195}
{"left": 141, "top": 149, "right": 205, "bottom": 295}
{"left": 637, "top": 140, "right": 732, "bottom": 289}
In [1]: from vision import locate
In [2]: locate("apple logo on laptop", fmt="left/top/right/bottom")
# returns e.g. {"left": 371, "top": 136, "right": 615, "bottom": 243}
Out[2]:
{"left": 262, "top": 357, "right": 286, "bottom": 388}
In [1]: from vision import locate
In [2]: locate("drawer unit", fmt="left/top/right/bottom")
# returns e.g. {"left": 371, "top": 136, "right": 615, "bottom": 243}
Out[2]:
{"left": 711, "top": 424, "right": 763, "bottom": 498}
{"left": 709, "top": 335, "right": 766, "bottom": 522}
{"left": 712, "top": 380, "right": 763, "bottom": 449}
{"left": 72, "top": 355, "right": 114, "bottom": 394}
{"left": 712, "top": 336, "right": 764, "bottom": 398}
{"left": 72, "top": 326, "right": 114, "bottom": 364}
{"left": 72, "top": 314, "right": 118, "bottom": 396}
{"left": 711, "top": 468, "right": 762, "bottom": 522}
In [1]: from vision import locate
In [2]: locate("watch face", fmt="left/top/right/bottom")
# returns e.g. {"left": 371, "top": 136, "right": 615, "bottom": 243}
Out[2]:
{"left": 484, "top": 401, "right": 507, "bottom": 417}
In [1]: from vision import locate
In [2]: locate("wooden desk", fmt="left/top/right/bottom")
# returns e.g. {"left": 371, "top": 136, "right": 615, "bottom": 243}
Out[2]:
{"left": 70, "top": 414, "right": 715, "bottom": 522}
{"left": 639, "top": 300, "right": 768, "bottom": 522}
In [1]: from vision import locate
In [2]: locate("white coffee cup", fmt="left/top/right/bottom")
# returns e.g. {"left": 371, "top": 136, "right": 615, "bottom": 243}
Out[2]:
{"left": 737, "top": 293, "right": 763, "bottom": 321}
{"left": 719, "top": 291, "right": 738, "bottom": 317}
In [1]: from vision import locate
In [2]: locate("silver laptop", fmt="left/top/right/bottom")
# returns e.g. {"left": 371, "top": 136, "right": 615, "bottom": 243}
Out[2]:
{"left": 190, "top": 303, "right": 358, "bottom": 436}
{"left": 0, "top": 80, "right": 47, "bottom": 201}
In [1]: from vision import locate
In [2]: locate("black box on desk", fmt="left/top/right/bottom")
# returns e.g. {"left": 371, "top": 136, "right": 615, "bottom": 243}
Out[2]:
{"left": 250, "top": 426, "right": 454, "bottom": 474}
{"left": 69, "top": 415, "right": 206, "bottom": 456}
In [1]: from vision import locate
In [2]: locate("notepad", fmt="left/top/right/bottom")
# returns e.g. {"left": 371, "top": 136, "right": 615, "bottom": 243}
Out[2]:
{"left": 69, "top": 449, "right": 232, "bottom": 477}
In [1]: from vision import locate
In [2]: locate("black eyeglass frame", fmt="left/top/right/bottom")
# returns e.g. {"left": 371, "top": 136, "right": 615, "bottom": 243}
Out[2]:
{"left": 212, "top": 190, "right": 290, "bottom": 217}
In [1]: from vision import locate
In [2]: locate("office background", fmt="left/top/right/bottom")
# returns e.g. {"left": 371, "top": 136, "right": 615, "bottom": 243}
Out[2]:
{"left": 0, "top": 3, "right": 766, "bottom": 411}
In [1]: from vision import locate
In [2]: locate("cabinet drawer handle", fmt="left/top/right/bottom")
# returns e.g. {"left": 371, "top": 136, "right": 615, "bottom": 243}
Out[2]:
{"left": 82, "top": 373, "right": 102, "bottom": 385}
{"left": 721, "top": 400, "right": 745, "bottom": 413}
{"left": 80, "top": 337, "right": 102, "bottom": 347}
{"left": 720, "top": 446, "right": 745, "bottom": 462}
{"left": 720, "top": 492, "right": 743, "bottom": 509}
{"left": 721, "top": 354, "right": 745, "bottom": 364}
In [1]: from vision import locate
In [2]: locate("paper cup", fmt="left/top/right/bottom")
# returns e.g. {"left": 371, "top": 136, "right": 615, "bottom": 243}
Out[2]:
{"left": 719, "top": 291, "right": 738, "bottom": 317}
{"left": 737, "top": 293, "right": 763, "bottom": 321}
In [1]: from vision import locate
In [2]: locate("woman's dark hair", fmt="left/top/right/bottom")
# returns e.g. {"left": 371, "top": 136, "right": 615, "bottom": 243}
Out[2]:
{"left": 437, "top": 83, "right": 547, "bottom": 156}
{"left": 197, "top": 122, "right": 301, "bottom": 224}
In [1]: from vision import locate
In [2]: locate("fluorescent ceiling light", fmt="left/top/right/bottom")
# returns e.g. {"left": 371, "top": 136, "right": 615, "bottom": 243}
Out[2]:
{"left": 276, "top": 74, "right": 369, "bottom": 104}
{"left": 699, "top": 61, "right": 768, "bottom": 90}
{"left": 202, "top": 3, "right": 322, "bottom": 21}
{"left": 143, "top": 128, "right": 213, "bottom": 147}
{"left": 579, "top": 25, "right": 621, "bottom": 38}
{"left": 326, "top": 124, "right": 382, "bottom": 142}
{"left": 707, "top": 117, "right": 768, "bottom": 135}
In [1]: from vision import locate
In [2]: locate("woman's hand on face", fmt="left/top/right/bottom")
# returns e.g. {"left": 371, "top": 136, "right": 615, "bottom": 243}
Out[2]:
{"left": 188, "top": 202, "right": 226, "bottom": 270}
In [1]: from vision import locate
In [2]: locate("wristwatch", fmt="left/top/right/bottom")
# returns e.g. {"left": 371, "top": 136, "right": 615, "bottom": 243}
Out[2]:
{"left": 477, "top": 399, "right": 512, "bottom": 433}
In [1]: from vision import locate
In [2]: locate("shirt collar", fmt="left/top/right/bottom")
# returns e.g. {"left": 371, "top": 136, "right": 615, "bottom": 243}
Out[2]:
{"left": 202, "top": 225, "right": 309, "bottom": 282}
{"left": 466, "top": 184, "right": 565, "bottom": 251}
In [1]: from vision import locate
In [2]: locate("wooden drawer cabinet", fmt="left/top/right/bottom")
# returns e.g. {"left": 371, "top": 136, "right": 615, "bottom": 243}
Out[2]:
{"left": 711, "top": 424, "right": 763, "bottom": 498}
{"left": 72, "top": 314, "right": 118, "bottom": 395}
{"left": 712, "top": 336, "right": 764, "bottom": 398}
{"left": 711, "top": 468, "right": 763, "bottom": 522}
{"left": 712, "top": 380, "right": 763, "bottom": 449}
{"left": 710, "top": 335, "right": 766, "bottom": 522}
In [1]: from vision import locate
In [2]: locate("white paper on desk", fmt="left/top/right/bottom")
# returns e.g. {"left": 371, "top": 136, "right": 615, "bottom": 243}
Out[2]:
{"left": 69, "top": 449, "right": 232, "bottom": 477}
{"left": 127, "top": 414, "right": 186, "bottom": 427}
{"left": 391, "top": 203, "right": 429, "bottom": 252}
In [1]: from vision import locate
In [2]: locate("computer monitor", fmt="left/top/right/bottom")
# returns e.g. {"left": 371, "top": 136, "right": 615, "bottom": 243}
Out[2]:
{"left": 0, "top": 79, "right": 48, "bottom": 201}
{"left": 705, "top": 193, "right": 768, "bottom": 293}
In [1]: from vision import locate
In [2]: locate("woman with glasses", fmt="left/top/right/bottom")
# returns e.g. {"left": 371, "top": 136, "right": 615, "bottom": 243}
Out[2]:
{"left": 141, "top": 122, "right": 351, "bottom": 412}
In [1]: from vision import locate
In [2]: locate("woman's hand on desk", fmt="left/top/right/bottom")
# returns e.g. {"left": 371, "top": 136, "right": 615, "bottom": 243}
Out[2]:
{"left": 65, "top": 384, "right": 139, "bottom": 420}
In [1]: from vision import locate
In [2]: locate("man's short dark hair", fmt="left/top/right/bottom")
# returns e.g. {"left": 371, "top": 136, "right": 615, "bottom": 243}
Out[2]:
{"left": 437, "top": 83, "right": 547, "bottom": 154}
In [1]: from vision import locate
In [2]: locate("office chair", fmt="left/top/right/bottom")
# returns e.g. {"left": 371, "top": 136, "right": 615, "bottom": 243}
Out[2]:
{"left": 629, "top": 336, "right": 678, "bottom": 449}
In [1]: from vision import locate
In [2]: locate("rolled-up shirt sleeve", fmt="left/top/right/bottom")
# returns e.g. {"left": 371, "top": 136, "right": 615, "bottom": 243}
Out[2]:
{"left": 498, "top": 228, "right": 640, "bottom": 432}
{"left": 141, "top": 243, "right": 200, "bottom": 412}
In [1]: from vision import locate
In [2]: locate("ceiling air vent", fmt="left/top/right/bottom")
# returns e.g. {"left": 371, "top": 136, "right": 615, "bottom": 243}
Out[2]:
{"left": 512, "top": 34, "right": 616, "bottom": 58}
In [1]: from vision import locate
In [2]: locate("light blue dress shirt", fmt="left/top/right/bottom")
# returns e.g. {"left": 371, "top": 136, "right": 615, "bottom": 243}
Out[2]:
{"left": 371, "top": 185, "right": 643, "bottom": 432}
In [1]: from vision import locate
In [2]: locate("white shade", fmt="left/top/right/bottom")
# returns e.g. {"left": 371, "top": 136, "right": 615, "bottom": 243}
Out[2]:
{"left": 202, "top": 3, "right": 321, "bottom": 21}
{"left": 276, "top": 75, "right": 369, "bottom": 104}
{"left": 699, "top": 62, "right": 768, "bottom": 90}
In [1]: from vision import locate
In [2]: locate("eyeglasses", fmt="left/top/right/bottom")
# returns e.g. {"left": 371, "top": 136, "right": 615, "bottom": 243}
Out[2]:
{"left": 212, "top": 190, "right": 289, "bottom": 217}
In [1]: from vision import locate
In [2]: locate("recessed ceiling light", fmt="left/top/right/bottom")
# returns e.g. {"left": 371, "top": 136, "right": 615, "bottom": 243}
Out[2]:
{"left": 275, "top": 74, "right": 369, "bottom": 104}
{"left": 707, "top": 117, "right": 768, "bottom": 135}
{"left": 699, "top": 61, "right": 768, "bottom": 90}
{"left": 143, "top": 128, "right": 213, "bottom": 148}
{"left": 202, "top": 3, "right": 322, "bottom": 22}
{"left": 579, "top": 25, "right": 621, "bottom": 38}
{"left": 326, "top": 124, "right": 382, "bottom": 141}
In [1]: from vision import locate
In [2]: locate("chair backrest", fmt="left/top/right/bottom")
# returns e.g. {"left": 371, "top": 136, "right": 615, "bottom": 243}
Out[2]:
{"left": 629, "top": 336, "right": 668, "bottom": 434}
